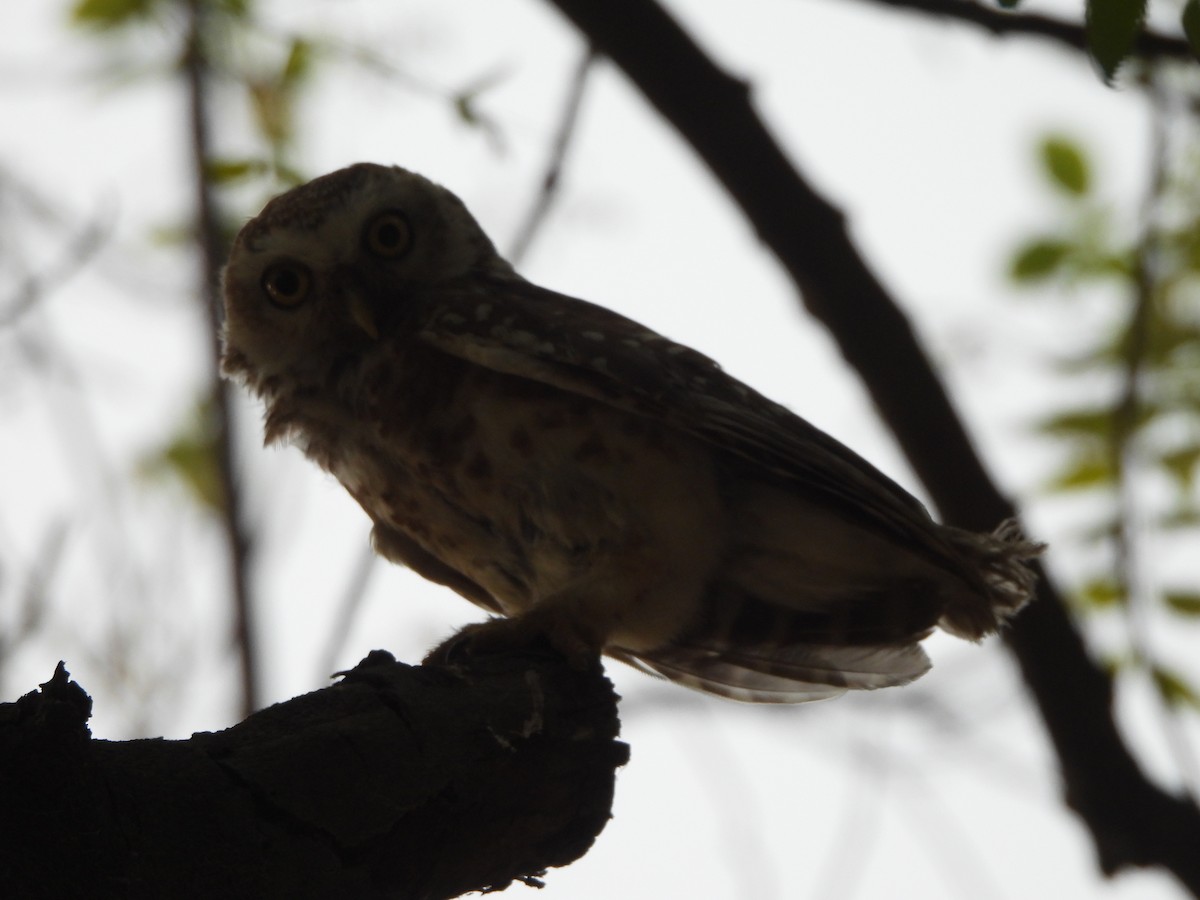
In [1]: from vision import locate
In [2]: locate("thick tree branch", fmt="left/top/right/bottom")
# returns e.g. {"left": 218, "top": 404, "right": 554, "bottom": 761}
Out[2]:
{"left": 541, "top": 0, "right": 1200, "bottom": 893}
{"left": 0, "top": 653, "right": 626, "bottom": 899}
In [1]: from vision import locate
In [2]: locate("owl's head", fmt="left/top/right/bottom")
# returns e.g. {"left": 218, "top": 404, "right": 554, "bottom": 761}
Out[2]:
{"left": 221, "top": 163, "right": 508, "bottom": 391}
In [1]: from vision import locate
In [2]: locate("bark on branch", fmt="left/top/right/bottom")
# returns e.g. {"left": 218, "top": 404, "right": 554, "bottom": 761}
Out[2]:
{"left": 0, "top": 652, "right": 627, "bottom": 900}
{"left": 541, "top": 0, "right": 1200, "bottom": 894}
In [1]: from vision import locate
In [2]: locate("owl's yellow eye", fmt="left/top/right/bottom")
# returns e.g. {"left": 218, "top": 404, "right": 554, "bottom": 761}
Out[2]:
{"left": 363, "top": 210, "right": 412, "bottom": 258}
{"left": 261, "top": 262, "right": 312, "bottom": 309}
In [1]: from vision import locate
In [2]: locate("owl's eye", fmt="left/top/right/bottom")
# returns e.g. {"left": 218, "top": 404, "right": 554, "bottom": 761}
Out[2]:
{"left": 261, "top": 262, "right": 312, "bottom": 309}
{"left": 363, "top": 210, "right": 412, "bottom": 259}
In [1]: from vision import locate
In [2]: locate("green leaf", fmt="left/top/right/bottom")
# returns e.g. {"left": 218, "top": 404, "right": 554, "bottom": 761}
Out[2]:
{"left": 217, "top": 0, "right": 251, "bottom": 17}
{"left": 1035, "top": 403, "right": 1158, "bottom": 442}
{"left": 71, "top": 0, "right": 158, "bottom": 28}
{"left": 1040, "top": 137, "right": 1091, "bottom": 195}
{"left": 273, "top": 163, "right": 308, "bottom": 187}
{"left": 1151, "top": 665, "right": 1200, "bottom": 709}
{"left": 1011, "top": 238, "right": 1073, "bottom": 282}
{"left": 147, "top": 223, "right": 188, "bottom": 247}
{"left": 450, "top": 67, "right": 511, "bottom": 140}
{"left": 282, "top": 38, "right": 313, "bottom": 86}
{"left": 1074, "top": 250, "right": 1133, "bottom": 280}
{"left": 163, "top": 437, "right": 223, "bottom": 512}
{"left": 138, "top": 395, "right": 223, "bottom": 514}
{"left": 1159, "top": 506, "right": 1200, "bottom": 529}
{"left": 1043, "top": 453, "right": 1115, "bottom": 492}
{"left": 1159, "top": 445, "right": 1200, "bottom": 489}
{"left": 248, "top": 81, "right": 292, "bottom": 145}
{"left": 1036, "top": 408, "right": 1113, "bottom": 439}
{"left": 1086, "top": 0, "right": 1148, "bottom": 82}
{"left": 1077, "top": 578, "right": 1125, "bottom": 610}
{"left": 205, "top": 157, "right": 268, "bottom": 185}
{"left": 1165, "top": 592, "right": 1200, "bottom": 616}
{"left": 1179, "top": 222, "right": 1200, "bottom": 271}
{"left": 1183, "top": 0, "right": 1200, "bottom": 61}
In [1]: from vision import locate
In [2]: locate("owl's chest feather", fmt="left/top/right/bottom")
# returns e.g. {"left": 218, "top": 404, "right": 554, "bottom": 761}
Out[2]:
{"left": 285, "top": 342, "right": 726, "bottom": 636}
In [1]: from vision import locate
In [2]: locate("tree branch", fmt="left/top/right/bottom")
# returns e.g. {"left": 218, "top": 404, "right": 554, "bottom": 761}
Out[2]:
{"left": 508, "top": 49, "right": 597, "bottom": 266}
{"left": 857, "top": 0, "right": 1191, "bottom": 62}
{"left": 0, "top": 653, "right": 626, "bottom": 899}
{"left": 182, "top": 0, "right": 260, "bottom": 716}
{"left": 0, "top": 212, "right": 108, "bottom": 329}
{"left": 541, "top": 0, "right": 1200, "bottom": 893}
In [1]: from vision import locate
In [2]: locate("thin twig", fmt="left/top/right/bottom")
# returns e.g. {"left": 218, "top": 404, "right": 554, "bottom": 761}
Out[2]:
{"left": 857, "top": 0, "right": 1190, "bottom": 62}
{"left": 0, "top": 521, "right": 68, "bottom": 686}
{"left": 507, "top": 49, "right": 596, "bottom": 266}
{"left": 316, "top": 543, "right": 377, "bottom": 681}
{"left": 182, "top": 0, "right": 260, "bottom": 717}
{"left": 0, "top": 216, "right": 109, "bottom": 329}
{"left": 672, "top": 704, "right": 779, "bottom": 899}
{"left": 896, "top": 765, "right": 1005, "bottom": 900}
{"left": 806, "top": 734, "right": 889, "bottom": 900}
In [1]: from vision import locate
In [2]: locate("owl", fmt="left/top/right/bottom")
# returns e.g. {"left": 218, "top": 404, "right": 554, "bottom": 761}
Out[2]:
{"left": 221, "top": 163, "right": 1041, "bottom": 703}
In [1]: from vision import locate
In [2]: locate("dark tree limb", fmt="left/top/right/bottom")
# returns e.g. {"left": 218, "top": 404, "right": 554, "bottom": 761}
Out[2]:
{"left": 540, "top": 0, "right": 1200, "bottom": 894}
{"left": 0, "top": 653, "right": 627, "bottom": 900}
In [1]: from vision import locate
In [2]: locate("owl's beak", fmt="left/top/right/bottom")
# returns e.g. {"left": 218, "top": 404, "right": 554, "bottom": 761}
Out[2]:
{"left": 345, "top": 292, "right": 380, "bottom": 340}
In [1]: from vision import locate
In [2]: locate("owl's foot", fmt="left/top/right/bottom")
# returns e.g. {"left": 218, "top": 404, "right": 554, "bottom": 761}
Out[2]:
{"left": 424, "top": 610, "right": 604, "bottom": 671}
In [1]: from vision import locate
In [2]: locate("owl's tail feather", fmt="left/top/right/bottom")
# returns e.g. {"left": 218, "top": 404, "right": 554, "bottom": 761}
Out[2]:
{"left": 611, "top": 640, "right": 932, "bottom": 705}
{"left": 938, "top": 518, "right": 1046, "bottom": 641}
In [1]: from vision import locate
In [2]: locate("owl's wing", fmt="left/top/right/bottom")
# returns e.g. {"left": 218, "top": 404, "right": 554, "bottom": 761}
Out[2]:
{"left": 418, "top": 274, "right": 940, "bottom": 551}
{"left": 416, "top": 275, "right": 1038, "bottom": 701}
{"left": 419, "top": 276, "right": 1041, "bottom": 624}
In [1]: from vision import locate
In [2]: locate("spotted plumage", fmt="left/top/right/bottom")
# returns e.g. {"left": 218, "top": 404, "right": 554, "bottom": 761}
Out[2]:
{"left": 221, "top": 162, "right": 1042, "bottom": 703}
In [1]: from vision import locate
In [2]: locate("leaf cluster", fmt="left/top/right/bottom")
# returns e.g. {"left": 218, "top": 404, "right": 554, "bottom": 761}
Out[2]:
{"left": 74, "top": 0, "right": 311, "bottom": 184}
{"left": 1009, "top": 132, "right": 1200, "bottom": 710}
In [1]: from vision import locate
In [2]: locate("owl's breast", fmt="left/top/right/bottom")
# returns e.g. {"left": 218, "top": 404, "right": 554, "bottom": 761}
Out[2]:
{"left": 307, "top": 349, "right": 728, "bottom": 649}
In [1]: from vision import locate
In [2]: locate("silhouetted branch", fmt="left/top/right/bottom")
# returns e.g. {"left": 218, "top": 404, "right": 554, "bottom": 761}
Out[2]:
{"left": 858, "top": 0, "right": 1190, "bottom": 61}
{"left": 542, "top": 0, "right": 1200, "bottom": 893}
{"left": 182, "top": 0, "right": 260, "bottom": 716}
{"left": 508, "top": 49, "right": 597, "bottom": 266}
{"left": 1, "top": 653, "right": 626, "bottom": 899}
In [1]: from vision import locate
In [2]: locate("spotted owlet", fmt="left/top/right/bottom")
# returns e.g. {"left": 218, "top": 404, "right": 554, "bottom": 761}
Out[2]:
{"left": 221, "top": 163, "right": 1041, "bottom": 703}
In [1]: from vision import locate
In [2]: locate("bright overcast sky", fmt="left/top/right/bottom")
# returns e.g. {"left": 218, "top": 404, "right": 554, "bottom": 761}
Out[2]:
{"left": 2, "top": 0, "right": 1194, "bottom": 898}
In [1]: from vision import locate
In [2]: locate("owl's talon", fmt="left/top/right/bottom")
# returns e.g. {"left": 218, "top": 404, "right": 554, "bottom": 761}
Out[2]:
{"left": 423, "top": 620, "right": 538, "bottom": 666}
{"left": 424, "top": 614, "right": 602, "bottom": 672}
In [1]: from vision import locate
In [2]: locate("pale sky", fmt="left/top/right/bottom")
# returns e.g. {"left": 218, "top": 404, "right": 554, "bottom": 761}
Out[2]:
{"left": 2, "top": 1, "right": 1194, "bottom": 897}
